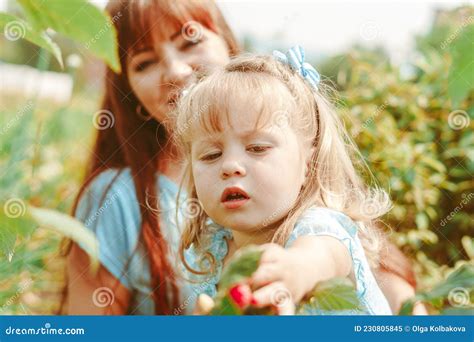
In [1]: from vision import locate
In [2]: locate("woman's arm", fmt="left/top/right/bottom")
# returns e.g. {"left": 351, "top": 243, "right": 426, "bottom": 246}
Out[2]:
{"left": 376, "top": 269, "right": 428, "bottom": 315}
{"left": 67, "top": 243, "right": 131, "bottom": 315}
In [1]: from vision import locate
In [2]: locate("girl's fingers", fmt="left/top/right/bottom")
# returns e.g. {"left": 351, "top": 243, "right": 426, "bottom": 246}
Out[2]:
{"left": 250, "top": 263, "right": 281, "bottom": 289}
{"left": 259, "top": 243, "right": 285, "bottom": 264}
{"left": 277, "top": 298, "right": 296, "bottom": 315}
{"left": 193, "top": 294, "right": 215, "bottom": 315}
{"left": 251, "top": 281, "right": 294, "bottom": 313}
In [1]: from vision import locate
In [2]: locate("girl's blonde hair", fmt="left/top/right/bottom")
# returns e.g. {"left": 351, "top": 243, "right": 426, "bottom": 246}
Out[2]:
{"left": 174, "top": 53, "right": 392, "bottom": 274}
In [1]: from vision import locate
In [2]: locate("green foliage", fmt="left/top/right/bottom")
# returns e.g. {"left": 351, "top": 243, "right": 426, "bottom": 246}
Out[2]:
{"left": 0, "top": 12, "right": 62, "bottom": 66}
{"left": 1, "top": 0, "right": 120, "bottom": 71}
{"left": 320, "top": 7, "right": 474, "bottom": 273}
{"left": 448, "top": 25, "right": 474, "bottom": 106}
{"left": 302, "top": 278, "right": 361, "bottom": 312}
{"left": 399, "top": 263, "right": 474, "bottom": 315}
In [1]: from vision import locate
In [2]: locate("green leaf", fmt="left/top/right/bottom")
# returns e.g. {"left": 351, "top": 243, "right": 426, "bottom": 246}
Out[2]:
{"left": 17, "top": 0, "right": 120, "bottom": 72}
{"left": 210, "top": 296, "right": 241, "bottom": 315}
{"left": 421, "top": 264, "right": 474, "bottom": 300}
{"left": 27, "top": 206, "right": 99, "bottom": 272}
{"left": 300, "top": 278, "right": 361, "bottom": 312}
{"left": 448, "top": 25, "right": 474, "bottom": 106}
{"left": 0, "top": 12, "right": 63, "bottom": 67}
{"left": 0, "top": 224, "right": 18, "bottom": 261}
{"left": 461, "top": 236, "right": 474, "bottom": 260}
{"left": 415, "top": 212, "right": 429, "bottom": 230}
{"left": 0, "top": 199, "right": 37, "bottom": 259}
{"left": 399, "top": 300, "right": 415, "bottom": 316}
{"left": 399, "top": 264, "right": 474, "bottom": 315}
{"left": 219, "top": 245, "right": 263, "bottom": 289}
{"left": 440, "top": 307, "right": 474, "bottom": 315}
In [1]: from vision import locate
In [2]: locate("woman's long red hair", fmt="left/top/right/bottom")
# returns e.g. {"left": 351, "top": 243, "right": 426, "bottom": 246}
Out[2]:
{"left": 66, "top": 0, "right": 239, "bottom": 315}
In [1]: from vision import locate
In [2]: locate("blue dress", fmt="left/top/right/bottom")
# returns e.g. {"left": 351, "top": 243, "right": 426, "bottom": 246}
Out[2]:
{"left": 183, "top": 206, "right": 393, "bottom": 315}
{"left": 75, "top": 168, "right": 196, "bottom": 315}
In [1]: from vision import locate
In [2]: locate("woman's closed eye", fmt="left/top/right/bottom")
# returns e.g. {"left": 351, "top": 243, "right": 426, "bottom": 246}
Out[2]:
{"left": 133, "top": 58, "right": 157, "bottom": 72}
{"left": 180, "top": 37, "right": 205, "bottom": 51}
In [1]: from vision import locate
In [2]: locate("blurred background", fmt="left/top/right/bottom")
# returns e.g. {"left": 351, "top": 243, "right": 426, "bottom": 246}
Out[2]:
{"left": 0, "top": 0, "right": 472, "bottom": 314}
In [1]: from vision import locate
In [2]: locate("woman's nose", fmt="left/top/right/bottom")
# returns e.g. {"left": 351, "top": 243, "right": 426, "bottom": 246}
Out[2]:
{"left": 220, "top": 159, "right": 246, "bottom": 179}
{"left": 162, "top": 56, "right": 193, "bottom": 86}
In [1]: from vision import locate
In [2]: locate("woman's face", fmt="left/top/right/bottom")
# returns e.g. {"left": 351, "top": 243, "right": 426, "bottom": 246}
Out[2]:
{"left": 127, "top": 25, "right": 230, "bottom": 123}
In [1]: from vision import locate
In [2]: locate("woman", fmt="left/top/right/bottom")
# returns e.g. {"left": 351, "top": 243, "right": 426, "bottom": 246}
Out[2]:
{"left": 65, "top": 0, "right": 238, "bottom": 315}
{"left": 65, "top": 0, "right": 424, "bottom": 315}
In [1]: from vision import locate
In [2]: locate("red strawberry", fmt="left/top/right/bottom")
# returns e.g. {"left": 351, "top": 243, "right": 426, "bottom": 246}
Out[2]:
{"left": 229, "top": 283, "right": 253, "bottom": 309}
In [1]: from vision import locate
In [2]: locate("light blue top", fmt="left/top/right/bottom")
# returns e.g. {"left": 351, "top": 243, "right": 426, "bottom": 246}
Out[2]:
{"left": 75, "top": 168, "right": 195, "bottom": 315}
{"left": 183, "top": 206, "right": 393, "bottom": 315}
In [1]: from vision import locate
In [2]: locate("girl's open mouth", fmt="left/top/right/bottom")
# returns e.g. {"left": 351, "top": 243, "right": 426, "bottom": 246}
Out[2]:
{"left": 221, "top": 187, "right": 250, "bottom": 209}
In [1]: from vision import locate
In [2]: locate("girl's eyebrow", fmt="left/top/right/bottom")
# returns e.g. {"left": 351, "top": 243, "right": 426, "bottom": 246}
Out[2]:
{"left": 239, "top": 129, "right": 276, "bottom": 140}
{"left": 192, "top": 129, "right": 277, "bottom": 149}
{"left": 193, "top": 135, "right": 221, "bottom": 148}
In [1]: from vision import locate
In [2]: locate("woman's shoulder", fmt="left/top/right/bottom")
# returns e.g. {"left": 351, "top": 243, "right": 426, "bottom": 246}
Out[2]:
{"left": 75, "top": 168, "right": 142, "bottom": 235}
{"left": 79, "top": 168, "right": 178, "bottom": 211}
{"left": 82, "top": 168, "right": 136, "bottom": 200}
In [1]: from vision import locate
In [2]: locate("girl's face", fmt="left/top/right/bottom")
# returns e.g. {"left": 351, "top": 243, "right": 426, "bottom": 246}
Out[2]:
{"left": 190, "top": 85, "right": 311, "bottom": 235}
{"left": 127, "top": 26, "right": 230, "bottom": 123}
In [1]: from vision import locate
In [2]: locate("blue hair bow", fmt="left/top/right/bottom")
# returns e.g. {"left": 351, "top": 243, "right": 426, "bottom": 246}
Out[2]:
{"left": 272, "top": 45, "right": 321, "bottom": 90}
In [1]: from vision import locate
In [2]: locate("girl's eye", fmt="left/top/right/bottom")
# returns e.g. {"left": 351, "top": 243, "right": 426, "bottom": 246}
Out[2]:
{"left": 134, "top": 59, "right": 156, "bottom": 72}
{"left": 247, "top": 145, "right": 271, "bottom": 154}
{"left": 200, "top": 151, "right": 221, "bottom": 161}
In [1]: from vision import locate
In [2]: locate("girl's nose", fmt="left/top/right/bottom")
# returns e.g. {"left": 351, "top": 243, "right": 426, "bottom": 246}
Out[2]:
{"left": 220, "top": 160, "right": 246, "bottom": 179}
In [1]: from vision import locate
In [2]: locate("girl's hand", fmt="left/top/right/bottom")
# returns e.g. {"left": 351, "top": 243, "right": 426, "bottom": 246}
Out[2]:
{"left": 249, "top": 243, "right": 315, "bottom": 315}
{"left": 193, "top": 294, "right": 215, "bottom": 315}
{"left": 249, "top": 236, "right": 352, "bottom": 315}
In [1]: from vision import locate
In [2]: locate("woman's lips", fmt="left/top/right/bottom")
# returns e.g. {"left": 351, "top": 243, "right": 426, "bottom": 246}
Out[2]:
{"left": 221, "top": 186, "right": 250, "bottom": 210}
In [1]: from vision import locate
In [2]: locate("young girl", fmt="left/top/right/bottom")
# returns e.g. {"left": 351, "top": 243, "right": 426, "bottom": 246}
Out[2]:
{"left": 174, "top": 47, "right": 393, "bottom": 315}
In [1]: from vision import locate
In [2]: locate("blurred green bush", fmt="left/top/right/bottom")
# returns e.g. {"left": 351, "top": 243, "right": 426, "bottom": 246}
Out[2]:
{"left": 319, "top": 6, "right": 473, "bottom": 291}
